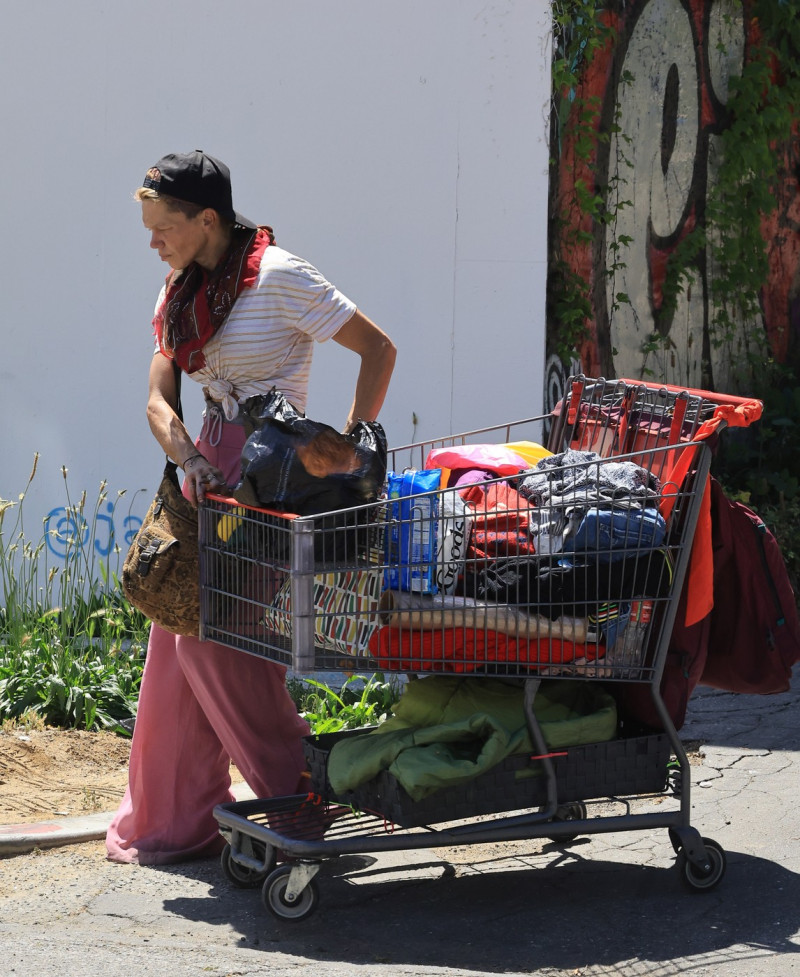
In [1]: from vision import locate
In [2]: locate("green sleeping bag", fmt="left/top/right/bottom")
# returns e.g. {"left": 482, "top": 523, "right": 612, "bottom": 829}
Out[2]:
{"left": 328, "top": 677, "right": 617, "bottom": 801}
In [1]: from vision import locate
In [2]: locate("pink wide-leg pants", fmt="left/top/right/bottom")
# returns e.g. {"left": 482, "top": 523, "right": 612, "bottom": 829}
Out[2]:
{"left": 106, "top": 417, "right": 310, "bottom": 865}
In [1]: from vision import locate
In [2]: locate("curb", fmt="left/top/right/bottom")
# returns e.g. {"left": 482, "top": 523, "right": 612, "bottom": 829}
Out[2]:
{"left": 0, "top": 811, "right": 113, "bottom": 856}
{"left": 0, "top": 782, "right": 255, "bottom": 858}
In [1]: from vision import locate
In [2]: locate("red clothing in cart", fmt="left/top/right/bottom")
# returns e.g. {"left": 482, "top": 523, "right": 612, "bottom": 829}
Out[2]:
{"left": 369, "top": 626, "right": 605, "bottom": 673}
{"left": 106, "top": 421, "right": 310, "bottom": 865}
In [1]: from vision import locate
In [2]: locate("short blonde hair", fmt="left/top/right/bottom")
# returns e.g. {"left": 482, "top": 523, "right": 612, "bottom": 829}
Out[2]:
{"left": 134, "top": 186, "right": 204, "bottom": 219}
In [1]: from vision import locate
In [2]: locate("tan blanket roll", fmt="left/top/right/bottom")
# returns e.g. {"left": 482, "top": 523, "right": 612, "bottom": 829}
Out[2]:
{"left": 378, "top": 590, "right": 587, "bottom": 643}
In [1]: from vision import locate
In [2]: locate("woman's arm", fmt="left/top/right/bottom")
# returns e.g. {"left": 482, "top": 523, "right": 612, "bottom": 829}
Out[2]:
{"left": 147, "top": 353, "right": 224, "bottom": 504}
{"left": 332, "top": 309, "right": 397, "bottom": 433}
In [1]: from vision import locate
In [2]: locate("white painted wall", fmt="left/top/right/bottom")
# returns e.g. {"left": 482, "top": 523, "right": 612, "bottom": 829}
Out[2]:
{"left": 0, "top": 0, "right": 551, "bottom": 579}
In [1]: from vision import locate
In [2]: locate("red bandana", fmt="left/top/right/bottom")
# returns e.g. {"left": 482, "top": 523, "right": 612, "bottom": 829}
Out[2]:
{"left": 153, "top": 226, "right": 274, "bottom": 373}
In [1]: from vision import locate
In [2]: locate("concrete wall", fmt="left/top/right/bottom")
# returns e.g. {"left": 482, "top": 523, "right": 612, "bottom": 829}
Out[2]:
{"left": 0, "top": 1, "right": 551, "bottom": 578}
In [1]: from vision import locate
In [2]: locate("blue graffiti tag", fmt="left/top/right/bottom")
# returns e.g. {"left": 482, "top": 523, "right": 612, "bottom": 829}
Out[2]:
{"left": 44, "top": 502, "right": 144, "bottom": 559}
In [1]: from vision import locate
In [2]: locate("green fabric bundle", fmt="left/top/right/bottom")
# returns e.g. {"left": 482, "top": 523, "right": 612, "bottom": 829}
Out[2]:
{"left": 328, "top": 677, "right": 617, "bottom": 801}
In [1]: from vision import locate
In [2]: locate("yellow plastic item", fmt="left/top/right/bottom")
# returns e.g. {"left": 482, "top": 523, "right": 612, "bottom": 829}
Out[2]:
{"left": 216, "top": 507, "right": 246, "bottom": 542}
{"left": 503, "top": 440, "right": 553, "bottom": 468}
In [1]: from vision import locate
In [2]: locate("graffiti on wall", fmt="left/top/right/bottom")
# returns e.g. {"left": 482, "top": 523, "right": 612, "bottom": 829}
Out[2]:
{"left": 43, "top": 501, "right": 142, "bottom": 560}
{"left": 548, "top": 0, "right": 800, "bottom": 402}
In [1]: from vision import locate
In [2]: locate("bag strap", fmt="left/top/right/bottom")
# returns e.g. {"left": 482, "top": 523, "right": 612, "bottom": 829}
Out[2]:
{"left": 165, "top": 361, "right": 184, "bottom": 476}
{"left": 173, "top": 360, "right": 184, "bottom": 424}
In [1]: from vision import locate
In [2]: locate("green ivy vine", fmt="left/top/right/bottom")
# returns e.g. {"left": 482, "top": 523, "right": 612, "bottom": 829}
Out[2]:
{"left": 548, "top": 0, "right": 619, "bottom": 364}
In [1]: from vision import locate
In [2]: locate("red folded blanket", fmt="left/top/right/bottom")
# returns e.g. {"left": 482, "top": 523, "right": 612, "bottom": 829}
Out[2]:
{"left": 368, "top": 626, "right": 605, "bottom": 673}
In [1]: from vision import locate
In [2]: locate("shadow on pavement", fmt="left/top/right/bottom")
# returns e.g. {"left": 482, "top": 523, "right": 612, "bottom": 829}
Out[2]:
{"left": 158, "top": 845, "right": 800, "bottom": 974}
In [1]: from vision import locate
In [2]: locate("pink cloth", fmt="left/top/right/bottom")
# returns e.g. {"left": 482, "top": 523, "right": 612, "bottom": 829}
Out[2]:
{"left": 106, "top": 417, "right": 310, "bottom": 865}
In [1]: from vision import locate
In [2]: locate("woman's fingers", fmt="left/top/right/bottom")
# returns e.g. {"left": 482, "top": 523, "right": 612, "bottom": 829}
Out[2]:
{"left": 184, "top": 456, "right": 226, "bottom": 503}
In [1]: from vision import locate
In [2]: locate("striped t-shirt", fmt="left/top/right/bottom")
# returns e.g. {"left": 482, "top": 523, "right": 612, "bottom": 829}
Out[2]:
{"left": 155, "top": 245, "right": 356, "bottom": 418}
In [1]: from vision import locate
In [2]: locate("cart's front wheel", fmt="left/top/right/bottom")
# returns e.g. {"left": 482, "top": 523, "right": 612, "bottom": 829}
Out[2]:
{"left": 220, "top": 841, "right": 276, "bottom": 889}
{"left": 549, "top": 802, "right": 588, "bottom": 843}
{"left": 678, "top": 837, "right": 726, "bottom": 892}
{"left": 262, "top": 865, "right": 320, "bottom": 921}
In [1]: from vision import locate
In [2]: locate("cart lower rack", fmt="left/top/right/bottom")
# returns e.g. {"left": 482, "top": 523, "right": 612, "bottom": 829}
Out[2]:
{"left": 200, "top": 376, "right": 761, "bottom": 920}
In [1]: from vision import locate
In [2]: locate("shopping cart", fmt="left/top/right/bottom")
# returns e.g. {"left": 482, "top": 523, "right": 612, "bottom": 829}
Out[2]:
{"left": 200, "top": 376, "right": 762, "bottom": 920}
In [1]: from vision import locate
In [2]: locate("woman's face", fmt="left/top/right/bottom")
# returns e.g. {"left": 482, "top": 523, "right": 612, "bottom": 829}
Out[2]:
{"left": 141, "top": 198, "right": 212, "bottom": 271}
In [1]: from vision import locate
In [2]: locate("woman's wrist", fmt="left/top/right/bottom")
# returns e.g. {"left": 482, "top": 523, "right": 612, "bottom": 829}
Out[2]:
{"left": 181, "top": 452, "right": 205, "bottom": 471}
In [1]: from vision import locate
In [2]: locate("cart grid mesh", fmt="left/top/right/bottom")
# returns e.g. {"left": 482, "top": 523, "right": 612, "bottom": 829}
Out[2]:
{"left": 200, "top": 377, "right": 713, "bottom": 681}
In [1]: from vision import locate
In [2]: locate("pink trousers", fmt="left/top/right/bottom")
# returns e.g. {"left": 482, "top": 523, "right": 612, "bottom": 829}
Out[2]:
{"left": 106, "top": 417, "right": 310, "bottom": 865}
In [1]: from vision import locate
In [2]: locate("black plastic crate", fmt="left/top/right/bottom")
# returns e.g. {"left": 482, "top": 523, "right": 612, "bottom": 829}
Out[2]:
{"left": 303, "top": 728, "right": 671, "bottom": 828}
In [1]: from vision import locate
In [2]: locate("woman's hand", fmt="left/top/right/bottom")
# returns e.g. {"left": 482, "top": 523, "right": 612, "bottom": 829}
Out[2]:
{"left": 182, "top": 452, "right": 227, "bottom": 505}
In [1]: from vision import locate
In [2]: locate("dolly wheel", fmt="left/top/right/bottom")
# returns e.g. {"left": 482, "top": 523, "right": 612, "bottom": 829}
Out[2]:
{"left": 262, "top": 865, "right": 320, "bottom": 921}
{"left": 220, "top": 841, "right": 276, "bottom": 889}
{"left": 678, "top": 837, "right": 726, "bottom": 892}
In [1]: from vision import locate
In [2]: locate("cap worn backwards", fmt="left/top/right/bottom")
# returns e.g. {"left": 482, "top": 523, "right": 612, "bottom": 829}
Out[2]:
{"left": 142, "top": 150, "right": 257, "bottom": 230}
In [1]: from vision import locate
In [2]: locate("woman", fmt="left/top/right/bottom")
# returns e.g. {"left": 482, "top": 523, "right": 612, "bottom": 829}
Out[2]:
{"left": 106, "top": 150, "right": 396, "bottom": 864}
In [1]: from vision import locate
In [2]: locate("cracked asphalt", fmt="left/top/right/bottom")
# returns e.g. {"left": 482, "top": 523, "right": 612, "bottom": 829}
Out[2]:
{"left": 1, "top": 667, "right": 799, "bottom": 977}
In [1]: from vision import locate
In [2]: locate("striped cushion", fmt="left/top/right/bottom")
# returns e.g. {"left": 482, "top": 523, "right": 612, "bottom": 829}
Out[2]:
{"left": 263, "top": 569, "right": 382, "bottom": 656}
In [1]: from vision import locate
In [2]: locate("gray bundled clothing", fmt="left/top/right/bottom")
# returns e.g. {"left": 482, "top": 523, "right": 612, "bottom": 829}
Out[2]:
{"left": 519, "top": 449, "right": 661, "bottom": 506}
{"left": 518, "top": 449, "right": 662, "bottom": 556}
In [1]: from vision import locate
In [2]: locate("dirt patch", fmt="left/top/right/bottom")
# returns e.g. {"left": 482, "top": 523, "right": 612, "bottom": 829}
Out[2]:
{"left": 0, "top": 727, "right": 131, "bottom": 823}
{"left": 682, "top": 739, "right": 707, "bottom": 764}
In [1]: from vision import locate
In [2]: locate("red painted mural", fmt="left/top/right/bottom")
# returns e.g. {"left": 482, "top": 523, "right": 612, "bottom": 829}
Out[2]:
{"left": 547, "top": 0, "right": 800, "bottom": 402}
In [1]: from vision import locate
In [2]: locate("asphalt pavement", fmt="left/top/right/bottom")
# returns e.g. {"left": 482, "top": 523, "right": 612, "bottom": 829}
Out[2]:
{"left": 1, "top": 667, "right": 799, "bottom": 977}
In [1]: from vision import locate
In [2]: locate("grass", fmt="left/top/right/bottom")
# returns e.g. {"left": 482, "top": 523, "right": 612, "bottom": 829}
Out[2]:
{"left": 0, "top": 455, "right": 399, "bottom": 735}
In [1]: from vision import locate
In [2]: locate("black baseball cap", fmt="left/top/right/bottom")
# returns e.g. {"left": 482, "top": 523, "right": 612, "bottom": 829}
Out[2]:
{"left": 141, "top": 150, "right": 257, "bottom": 230}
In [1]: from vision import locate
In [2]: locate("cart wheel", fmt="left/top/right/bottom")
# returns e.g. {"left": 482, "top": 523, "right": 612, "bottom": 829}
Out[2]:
{"left": 549, "top": 802, "right": 588, "bottom": 842}
{"left": 677, "top": 837, "right": 726, "bottom": 893}
{"left": 220, "top": 841, "right": 276, "bottom": 889}
{"left": 262, "top": 865, "right": 320, "bottom": 921}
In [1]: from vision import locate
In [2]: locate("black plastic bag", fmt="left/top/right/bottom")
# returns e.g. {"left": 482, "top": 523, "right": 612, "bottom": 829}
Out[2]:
{"left": 233, "top": 389, "right": 387, "bottom": 516}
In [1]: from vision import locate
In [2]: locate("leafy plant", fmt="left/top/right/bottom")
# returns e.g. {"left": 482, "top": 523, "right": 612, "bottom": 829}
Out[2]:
{"left": 0, "top": 637, "right": 143, "bottom": 733}
{"left": 287, "top": 673, "right": 402, "bottom": 734}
